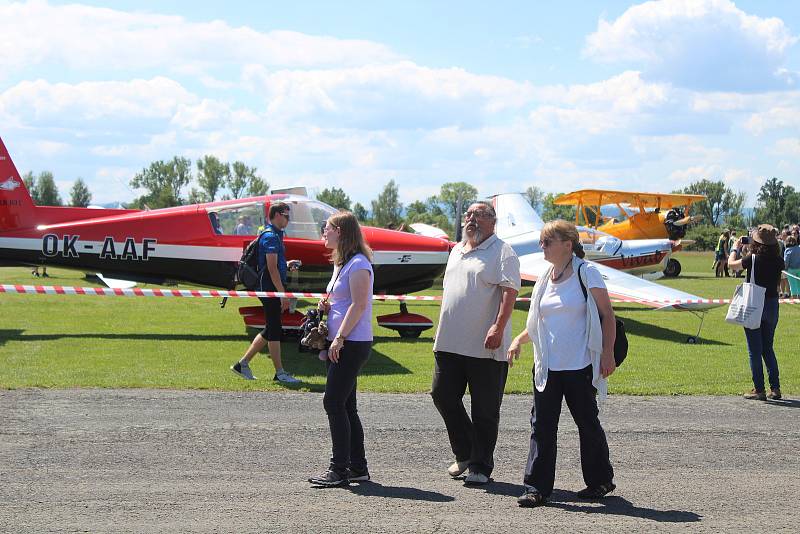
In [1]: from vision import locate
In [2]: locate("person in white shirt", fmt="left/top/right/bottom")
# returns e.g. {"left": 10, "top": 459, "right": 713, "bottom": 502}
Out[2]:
{"left": 507, "top": 220, "right": 617, "bottom": 507}
{"left": 432, "top": 201, "right": 520, "bottom": 486}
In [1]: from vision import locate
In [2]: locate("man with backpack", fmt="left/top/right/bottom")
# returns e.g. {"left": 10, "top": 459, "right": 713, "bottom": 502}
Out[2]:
{"left": 231, "top": 201, "right": 302, "bottom": 383}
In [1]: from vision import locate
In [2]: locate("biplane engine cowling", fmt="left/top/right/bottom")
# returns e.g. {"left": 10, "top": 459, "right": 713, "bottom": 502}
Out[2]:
{"left": 664, "top": 208, "right": 688, "bottom": 240}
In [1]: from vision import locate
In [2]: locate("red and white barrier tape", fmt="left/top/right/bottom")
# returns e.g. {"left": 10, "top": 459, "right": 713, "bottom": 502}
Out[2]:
{"left": 3, "top": 284, "right": 800, "bottom": 305}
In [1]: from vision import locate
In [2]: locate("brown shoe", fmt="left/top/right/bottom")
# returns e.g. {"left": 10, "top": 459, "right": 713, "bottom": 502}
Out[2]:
{"left": 767, "top": 389, "right": 782, "bottom": 400}
{"left": 743, "top": 389, "right": 766, "bottom": 401}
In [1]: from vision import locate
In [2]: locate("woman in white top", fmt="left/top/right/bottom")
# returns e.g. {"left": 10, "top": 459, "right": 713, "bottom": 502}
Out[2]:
{"left": 507, "top": 220, "right": 617, "bottom": 507}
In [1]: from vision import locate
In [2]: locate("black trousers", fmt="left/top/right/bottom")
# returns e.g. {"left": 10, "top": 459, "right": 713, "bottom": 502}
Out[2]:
{"left": 323, "top": 340, "right": 371, "bottom": 474}
{"left": 524, "top": 365, "right": 613, "bottom": 497}
{"left": 431, "top": 351, "right": 509, "bottom": 476}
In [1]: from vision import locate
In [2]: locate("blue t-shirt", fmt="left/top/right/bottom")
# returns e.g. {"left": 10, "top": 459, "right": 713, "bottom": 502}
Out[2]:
{"left": 785, "top": 245, "right": 800, "bottom": 270}
{"left": 257, "top": 224, "right": 287, "bottom": 290}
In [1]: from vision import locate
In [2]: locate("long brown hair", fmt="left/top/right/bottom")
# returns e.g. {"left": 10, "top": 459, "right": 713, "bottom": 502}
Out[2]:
{"left": 328, "top": 211, "right": 373, "bottom": 266}
{"left": 540, "top": 219, "right": 585, "bottom": 259}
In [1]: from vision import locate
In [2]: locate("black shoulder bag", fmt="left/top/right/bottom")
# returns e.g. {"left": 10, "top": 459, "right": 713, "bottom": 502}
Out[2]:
{"left": 576, "top": 262, "right": 628, "bottom": 367}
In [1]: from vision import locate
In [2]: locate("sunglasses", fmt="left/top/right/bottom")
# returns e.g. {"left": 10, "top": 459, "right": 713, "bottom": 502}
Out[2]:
{"left": 539, "top": 237, "right": 564, "bottom": 248}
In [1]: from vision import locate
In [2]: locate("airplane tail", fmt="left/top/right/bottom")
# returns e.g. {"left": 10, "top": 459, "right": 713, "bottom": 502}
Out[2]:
{"left": 0, "top": 137, "right": 36, "bottom": 231}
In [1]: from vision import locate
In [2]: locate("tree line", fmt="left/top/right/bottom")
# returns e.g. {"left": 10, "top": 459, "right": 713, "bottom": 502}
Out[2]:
{"left": 20, "top": 159, "right": 800, "bottom": 241}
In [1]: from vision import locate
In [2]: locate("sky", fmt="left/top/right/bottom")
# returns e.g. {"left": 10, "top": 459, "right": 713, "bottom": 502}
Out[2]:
{"left": 1, "top": 0, "right": 799, "bottom": 207}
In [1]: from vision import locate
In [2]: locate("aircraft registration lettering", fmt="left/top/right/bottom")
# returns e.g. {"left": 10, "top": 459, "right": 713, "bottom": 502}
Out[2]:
{"left": 620, "top": 250, "right": 664, "bottom": 267}
{"left": 0, "top": 199, "right": 22, "bottom": 206}
{"left": 99, "top": 237, "right": 157, "bottom": 261}
{"left": 43, "top": 234, "right": 157, "bottom": 261}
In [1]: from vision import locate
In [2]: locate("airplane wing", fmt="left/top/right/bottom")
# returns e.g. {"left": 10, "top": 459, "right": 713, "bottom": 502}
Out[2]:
{"left": 555, "top": 189, "right": 706, "bottom": 209}
{"left": 518, "top": 253, "right": 721, "bottom": 311}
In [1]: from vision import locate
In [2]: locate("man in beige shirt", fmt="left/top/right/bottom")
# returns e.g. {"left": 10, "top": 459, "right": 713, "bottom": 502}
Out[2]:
{"left": 432, "top": 201, "right": 520, "bottom": 485}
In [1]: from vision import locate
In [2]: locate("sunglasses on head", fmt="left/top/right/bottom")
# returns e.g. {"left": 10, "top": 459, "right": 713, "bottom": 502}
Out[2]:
{"left": 280, "top": 211, "right": 290, "bottom": 220}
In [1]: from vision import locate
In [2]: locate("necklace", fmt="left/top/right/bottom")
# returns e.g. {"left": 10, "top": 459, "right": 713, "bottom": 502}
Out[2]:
{"left": 551, "top": 258, "right": 572, "bottom": 282}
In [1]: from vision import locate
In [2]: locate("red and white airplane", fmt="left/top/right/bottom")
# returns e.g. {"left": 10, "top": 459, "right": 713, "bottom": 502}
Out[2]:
{"left": 0, "top": 138, "right": 448, "bottom": 338}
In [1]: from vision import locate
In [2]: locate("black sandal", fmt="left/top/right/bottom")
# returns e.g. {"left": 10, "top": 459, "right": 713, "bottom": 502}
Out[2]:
{"left": 576, "top": 482, "right": 616, "bottom": 499}
{"left": 517, "top": 489, "right": 547, "bottom": 507}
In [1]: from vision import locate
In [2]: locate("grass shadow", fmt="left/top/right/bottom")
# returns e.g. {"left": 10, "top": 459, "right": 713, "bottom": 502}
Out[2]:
{"left": 619, "top": 317, "right": 729, "bottom": 346}
{"left": 283, "top": 344, "right": 412, "bottom": 379}
{"left": 0, "top": 330, "right": 246, "bottom": 343}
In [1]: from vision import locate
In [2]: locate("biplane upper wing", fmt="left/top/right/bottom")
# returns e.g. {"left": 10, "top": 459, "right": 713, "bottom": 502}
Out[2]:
{"left": 518, "top": 252, "right": 721, "bottom": 311}
{"left": 554, "top": 189, "right": 706, "bottom": 209}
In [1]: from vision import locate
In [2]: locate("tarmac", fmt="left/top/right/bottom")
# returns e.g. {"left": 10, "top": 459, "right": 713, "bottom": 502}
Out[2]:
{"left": 1, "top": 389, "right": 799, "bottom": 533}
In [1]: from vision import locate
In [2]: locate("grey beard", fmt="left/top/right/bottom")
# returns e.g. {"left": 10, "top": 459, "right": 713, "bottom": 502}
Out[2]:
{"left": 463, "top": 227, "right": 484, "bottom": 246}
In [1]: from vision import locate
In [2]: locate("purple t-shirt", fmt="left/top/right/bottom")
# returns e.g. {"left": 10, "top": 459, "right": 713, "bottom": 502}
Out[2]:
{"left": 326, "top": 254, "right": 374, "bottom": 342}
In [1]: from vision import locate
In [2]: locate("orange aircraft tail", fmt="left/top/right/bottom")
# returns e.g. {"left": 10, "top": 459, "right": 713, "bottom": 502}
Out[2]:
{"left": 0, "top": 137, "right": 36, "bottom": 231}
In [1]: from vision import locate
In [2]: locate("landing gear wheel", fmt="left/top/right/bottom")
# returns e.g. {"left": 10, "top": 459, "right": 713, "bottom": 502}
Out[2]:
{"left": 686, "top": 336, "right": 698, "bottom": 344}
{"left": 397, "top": 328, "right": 423, "bottom": 339}
{"left": 663, "top": 258, "right": 682, "bottom": 278}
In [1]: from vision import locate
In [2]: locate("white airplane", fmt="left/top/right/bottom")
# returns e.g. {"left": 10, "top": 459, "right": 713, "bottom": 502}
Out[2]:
{"left": 491, "top": 193, "right": 722, "bottom": 343}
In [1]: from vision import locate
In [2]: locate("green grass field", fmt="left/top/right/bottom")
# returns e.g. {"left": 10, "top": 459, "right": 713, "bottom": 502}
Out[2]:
{"left": 0, "top": 252, "right": 796, "bottom": 394}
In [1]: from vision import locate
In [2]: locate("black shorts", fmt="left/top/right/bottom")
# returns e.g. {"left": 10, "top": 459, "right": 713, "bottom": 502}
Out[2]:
{"left": 258, "top": 297, "right": 282, "bottom": 341}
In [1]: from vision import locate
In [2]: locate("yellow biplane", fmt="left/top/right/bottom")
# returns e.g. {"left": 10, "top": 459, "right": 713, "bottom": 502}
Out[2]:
{"left": 554, "top": 189, "right": 706, "bottom": 277}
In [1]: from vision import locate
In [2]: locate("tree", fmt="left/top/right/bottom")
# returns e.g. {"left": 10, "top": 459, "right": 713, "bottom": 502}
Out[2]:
{"left": 247, "top": 175, "right": 269, "bottom": 197}
{"left": 34, "top": 171, "right": 63, "bottom": 206}
{"left": 524, "top": 186, "right": 545, "bottom": 215}
{"left": 317, "top": 187, "right": 351, "bottom": 211}
{"left": 227, "top": 161, "right": 267, "bottom": 198}
{"left": 541, "top": 192, "right": 573, "bottom": 221}
{"left": 680, "top": 179, "right": 745, "bottom": 227}
{"left": 404, "top": 198, "right": 454, "bottom": 237}
{"left": 130, "top": 156, "right": 191, "bottom": 208}
{"left": 69, "top": 178, "right": 92, "bottom": 207}
{"left": 371, "top": 179, "right": 403, "bottom": 228}
{"left": 439, "top": 182, "right": 478, "bottom": 223}
{"left": 196, "top": 155, "right": 229, "bottom": 202}
{"left": 187, "top": 188, "right": 208, "bottom": 204}
{"left": 754, "top": 178, "right": 800, "bottom": 227}
{"left": 22, "top": 171, "right": 41, "bottom": 204}
{"left": 353, "top": 202, "right": 369, "bottom": 222}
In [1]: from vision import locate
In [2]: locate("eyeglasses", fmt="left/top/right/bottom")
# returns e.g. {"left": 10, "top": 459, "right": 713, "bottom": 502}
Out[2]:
{"left": 539, "top": 237, "right": 564, "bottom": 248}
{"left": 463, "top": 210, "right": 494, "bottom": 220}
{"left": 280, "top": 212, "right": 290, "bottom": 220}
{"left": 320, "top": 222, "right": 339, "bottom": 234}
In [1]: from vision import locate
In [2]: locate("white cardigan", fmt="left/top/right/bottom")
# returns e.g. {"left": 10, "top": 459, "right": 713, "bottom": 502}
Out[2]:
{"left": 526, "top": 255, "right": 607, "bottom": 400}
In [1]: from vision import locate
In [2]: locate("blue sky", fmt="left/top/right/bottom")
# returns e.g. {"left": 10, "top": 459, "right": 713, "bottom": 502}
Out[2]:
{"left": 2, "top": 0, "right": 799, "bottom": 206}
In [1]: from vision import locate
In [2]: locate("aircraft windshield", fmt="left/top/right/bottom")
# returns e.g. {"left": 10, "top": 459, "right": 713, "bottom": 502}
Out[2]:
{"left": 578, "top": 226, "right": 622, "bottom": 253}
{"left": 283, "top": 199, "right": 339, "bottom": 240}
{"left": 208, "top": 202, "right": 265, "bottom": 236}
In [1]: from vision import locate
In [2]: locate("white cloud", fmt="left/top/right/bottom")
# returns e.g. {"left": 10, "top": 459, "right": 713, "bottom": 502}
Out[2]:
{"left": 745, "top": 105, "right": 800, "bottom": 135}
{"left": 584, "top": 0, "right": 798, "bottom": 91}
{"left": 0, "top": 0, "right": 399, "bottom": 76}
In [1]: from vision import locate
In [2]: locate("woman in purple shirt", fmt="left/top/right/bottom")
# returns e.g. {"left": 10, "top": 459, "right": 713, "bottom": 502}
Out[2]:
{"left": 308, "top": 211, "right": 374, "bottom": 487}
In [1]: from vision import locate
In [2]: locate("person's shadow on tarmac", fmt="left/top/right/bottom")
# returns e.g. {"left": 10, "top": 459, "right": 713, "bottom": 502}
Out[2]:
{"left": 481, "top": 483, "right": 702, "bottom": 523}
{"left": 313, "top": 481, "right": 455, "bottom": 502}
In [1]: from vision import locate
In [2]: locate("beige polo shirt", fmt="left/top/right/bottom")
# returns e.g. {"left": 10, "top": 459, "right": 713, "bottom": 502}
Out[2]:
{"left": 433, "top": 234, "right": 521, "bottom": 361}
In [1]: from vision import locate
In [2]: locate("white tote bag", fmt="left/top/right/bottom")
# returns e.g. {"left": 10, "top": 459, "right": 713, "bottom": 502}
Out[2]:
{"left": 725, "top": 255, "right": 766, "bottom": 329}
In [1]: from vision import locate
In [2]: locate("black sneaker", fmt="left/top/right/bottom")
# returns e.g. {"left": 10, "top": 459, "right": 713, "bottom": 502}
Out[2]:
{"left": 308, "top": 469, "right": 349, "bottom": 487}
{"left": 576, "top": 482, "right": 616, "bottom": 499}
{"left": 347, "top": 466, "right": 370, "bottom": 482}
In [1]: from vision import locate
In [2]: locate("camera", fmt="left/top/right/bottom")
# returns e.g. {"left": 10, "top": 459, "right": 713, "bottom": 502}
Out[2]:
{"left": 740, "top": 236, "right": 749, "bottom": 245}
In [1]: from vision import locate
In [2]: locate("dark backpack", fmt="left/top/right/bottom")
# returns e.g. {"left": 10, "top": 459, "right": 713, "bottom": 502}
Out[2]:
{"left": 237, "top": 230, "right": 268, "bottom": 290}
{"left": 576, "top": 262, "right": 628, "bottom": 367}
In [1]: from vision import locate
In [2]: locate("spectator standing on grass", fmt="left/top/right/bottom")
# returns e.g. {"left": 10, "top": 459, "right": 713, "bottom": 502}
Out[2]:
{"left": 230, "top": 202, "right": 301, "bottom": 384}
{"left": 729, "top": 231, "right": 743, "bottom": 277}
{"left": 308, "top": 211, "right": 374, "bottom": 487}
{"left": 728, "top": 225, "right": 784, "bottom": 401}
{"left": 431, "top": 201, "right": 520, "bottom": 486}
{"left": 784, "top": 236, "right": 800, "bottom": 298}
{"left": 714, "top": 230, "right": 730, "bottom": 277}
{"left": 507, "top": 219, "right": 617, "bottom": 508}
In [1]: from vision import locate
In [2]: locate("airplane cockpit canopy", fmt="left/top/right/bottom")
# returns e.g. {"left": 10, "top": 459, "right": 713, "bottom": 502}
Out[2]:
{"left": 578, "top": 226, "right": 623, "bottom": 255}
{"left": 206, "top": 202, "right": 265, "bottom": 236}
{"left": 279, "top": 196, "right": 339, "bottom": 240}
